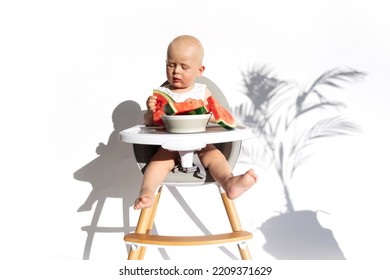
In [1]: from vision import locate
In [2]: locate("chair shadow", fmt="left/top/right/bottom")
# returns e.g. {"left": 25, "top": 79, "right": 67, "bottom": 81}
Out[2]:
{"left": 73, "top": 100, "right": 145, "bottom": 259}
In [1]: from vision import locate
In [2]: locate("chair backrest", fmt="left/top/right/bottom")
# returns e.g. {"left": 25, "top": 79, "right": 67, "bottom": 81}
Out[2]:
{"left": 133, "top": 76, "right": 241, "bottom": 185}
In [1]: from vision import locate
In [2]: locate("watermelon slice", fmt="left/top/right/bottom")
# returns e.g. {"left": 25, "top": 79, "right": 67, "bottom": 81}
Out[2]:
{"left": 185, "top": 105, "right": 209, "bottom": 115}
{"left": 153, "top": 90, "right": 174, "bottom": 126}
{"left": 164, "top": 99, "right": 205, "bottom": 115}
{"left": 206, "top": 96, "right": 237, "bottom": 130}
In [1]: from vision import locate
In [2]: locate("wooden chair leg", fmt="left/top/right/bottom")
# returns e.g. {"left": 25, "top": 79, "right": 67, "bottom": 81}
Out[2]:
{"left": 127, "top": 187, "right": 163, "bottom": 260}
{"left": 220, "top": 188, "right": 252, "bottom": 260}
{"left": 127, "top": 185, "right": 251, "bottom": 260}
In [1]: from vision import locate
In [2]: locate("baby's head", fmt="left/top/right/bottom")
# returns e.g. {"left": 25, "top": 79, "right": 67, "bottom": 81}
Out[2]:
{"left": 165, "top": 35, "right": 205, "bottom": 91}
{"left": 167, "top": 35, "right": 204, "bottom": 65}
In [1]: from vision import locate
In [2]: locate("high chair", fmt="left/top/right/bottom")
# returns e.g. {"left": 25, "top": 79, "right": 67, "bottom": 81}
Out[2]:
{"left": 119, "top": 77, "right": 253, "bottom": 260}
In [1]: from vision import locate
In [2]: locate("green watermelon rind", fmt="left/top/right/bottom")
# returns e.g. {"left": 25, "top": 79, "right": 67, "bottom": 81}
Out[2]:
{"left": 215, "top": 118, "right": 237, "bottom": 130}
{"left": 153, "top": 90, "right": 174, "bottom": 102}
{"left": 184, "top": 105, "right": 209, "bottom": 115}
{"left": 164, "top": 101, "right": 178, "bottom": 115}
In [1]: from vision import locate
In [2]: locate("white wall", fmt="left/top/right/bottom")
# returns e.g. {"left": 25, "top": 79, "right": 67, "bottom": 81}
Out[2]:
{"left": 1, "top": 0, "right": 389, "bottom": 265}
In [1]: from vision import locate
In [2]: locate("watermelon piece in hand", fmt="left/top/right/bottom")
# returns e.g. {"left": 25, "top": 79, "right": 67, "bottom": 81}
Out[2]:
{"left": 152, "top": 90, "right": 174, "bottom": 126}
{"left": 206, "top": 96, "right": 237, "bottom": 130}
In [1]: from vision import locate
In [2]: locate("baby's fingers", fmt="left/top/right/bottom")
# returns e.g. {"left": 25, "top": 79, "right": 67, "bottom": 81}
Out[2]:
{"left": 146, "top": 95, "right": 157, "bottom": 112}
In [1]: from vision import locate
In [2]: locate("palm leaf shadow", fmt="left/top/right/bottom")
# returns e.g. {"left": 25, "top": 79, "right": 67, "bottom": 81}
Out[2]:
{"left": 235, "top": 65, "right": 365, "bottom": 259}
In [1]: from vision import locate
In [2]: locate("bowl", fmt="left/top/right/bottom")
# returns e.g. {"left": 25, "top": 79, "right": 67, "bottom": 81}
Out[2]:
{"left": 162, "top": 114, "right": 211, "bottom": 133}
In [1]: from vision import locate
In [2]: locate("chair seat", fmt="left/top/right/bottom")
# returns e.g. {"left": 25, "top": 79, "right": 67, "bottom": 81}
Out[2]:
{"left": 162, "top": 171, "right": 213, "bottom": 186}
{"left": 124, "top": 231, "right": 253, "bottom": 246}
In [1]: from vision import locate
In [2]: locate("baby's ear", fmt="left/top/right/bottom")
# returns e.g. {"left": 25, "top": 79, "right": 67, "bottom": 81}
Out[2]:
{"left": 197, "top": 65, "right": 205, "bottom": 76}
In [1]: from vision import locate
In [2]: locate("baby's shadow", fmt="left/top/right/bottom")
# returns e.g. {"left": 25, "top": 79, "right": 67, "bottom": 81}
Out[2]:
{"left": 73, "top": 100, "right": 144, "bottom": 259}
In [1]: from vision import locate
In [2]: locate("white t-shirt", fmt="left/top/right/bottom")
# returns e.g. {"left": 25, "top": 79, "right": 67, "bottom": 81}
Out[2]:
{"left": 157, "top": 83, "right": 207, "bottom": 102}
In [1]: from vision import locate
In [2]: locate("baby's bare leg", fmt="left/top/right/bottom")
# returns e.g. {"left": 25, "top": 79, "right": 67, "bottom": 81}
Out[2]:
{"left": 134, "top": 147, "right": 177, "bottom": 210}
{"left": 198, "top": 144, "right": 257, "bottom": 199}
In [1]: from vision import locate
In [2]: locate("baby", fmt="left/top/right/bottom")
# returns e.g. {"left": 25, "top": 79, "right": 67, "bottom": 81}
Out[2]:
{"left": 134, "top": 35, "right": 257, "bottom": 210}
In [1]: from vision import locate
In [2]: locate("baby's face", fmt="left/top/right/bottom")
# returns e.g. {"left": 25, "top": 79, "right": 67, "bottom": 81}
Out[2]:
{"left": 166, "top": 43, "right": 204, "bottom": 92}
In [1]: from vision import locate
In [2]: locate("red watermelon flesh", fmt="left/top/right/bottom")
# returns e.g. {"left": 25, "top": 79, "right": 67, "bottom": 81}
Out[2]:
{"left": 164, "top": 99, "right": 205, "bottom": 115}
{"left": 206, "top": 96, "right": 236, "bottom": 130}
{"left": 153, "top": 90, "right": 174, "bottom": 125}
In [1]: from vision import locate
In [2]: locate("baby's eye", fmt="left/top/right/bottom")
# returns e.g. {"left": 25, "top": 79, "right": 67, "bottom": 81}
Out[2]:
{"left": 167, "top": 64, "right": 175, "bottom": 68}
{"left": 181, "top": 65, "right": 190, "bottom": 70}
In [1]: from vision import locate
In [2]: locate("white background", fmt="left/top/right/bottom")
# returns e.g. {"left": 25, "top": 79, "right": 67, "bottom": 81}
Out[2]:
{"left": 1, "top": 0, "right": 389, "bottom": 272}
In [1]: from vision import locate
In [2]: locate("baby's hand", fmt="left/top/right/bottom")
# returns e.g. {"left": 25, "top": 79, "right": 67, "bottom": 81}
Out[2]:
{"left": 146, "top": 95, "right": 157, "bottom": 113}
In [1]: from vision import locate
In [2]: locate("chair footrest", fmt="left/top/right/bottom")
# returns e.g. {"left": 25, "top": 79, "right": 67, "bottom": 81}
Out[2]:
{"left": 124, "top": 231, "right": 252, "bottom": 246}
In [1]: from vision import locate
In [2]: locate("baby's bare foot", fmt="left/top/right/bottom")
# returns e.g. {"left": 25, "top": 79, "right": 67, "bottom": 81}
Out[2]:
{"left": 133, "top": 194, "right": 154, "bottom": 210}
{"left": 225, "top": 169, "right": 257, "bottom": 199}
